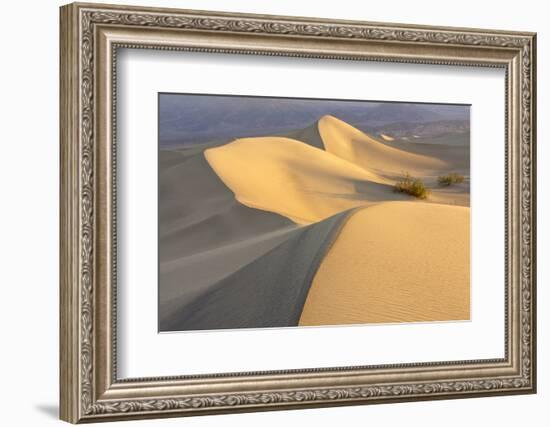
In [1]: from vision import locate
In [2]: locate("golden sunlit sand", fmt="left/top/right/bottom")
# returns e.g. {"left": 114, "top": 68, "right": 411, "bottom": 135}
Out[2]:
{"left": 163, "top": 110, "right": 471, "bottom": 330}
{"left": 379, "top": 133, "right": 395, "bottom": 141}
{"left": 205, "top": 136, "right": 396, "bottom": 224}
{"left": 318, "top": 115, "right": 448, "bottom": 177}
{"left": 204, "top": 117, "right": 470, "bottom": 325}
{"left": 299, "top": 202, "right": 470, "bottom": 325}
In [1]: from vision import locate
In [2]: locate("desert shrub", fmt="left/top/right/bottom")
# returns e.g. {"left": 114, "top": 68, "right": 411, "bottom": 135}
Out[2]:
{"left": 438, "top": 173, "right": 465, "bottom": 186}
{"left": 394, "top": 173, "right": 430, "bottom": 199}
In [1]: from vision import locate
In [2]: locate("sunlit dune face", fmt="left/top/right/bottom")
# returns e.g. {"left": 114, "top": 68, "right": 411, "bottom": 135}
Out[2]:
{"left": 205, "top": 137, "right": 397, "bottom": 225}
{"left": 318, "top": 115, "right": 448, "bottom": 176}
{"left": 204, "top": 116, "right": 467, "bottom": 225}
{"left": 161, "top": 107, "right": 471, "bottom": 331}
{"left": 203, "top": 117, "right": 471, "bottom": 326}
{"left": 299, "top": 201, "right": 470, "bottom": 325}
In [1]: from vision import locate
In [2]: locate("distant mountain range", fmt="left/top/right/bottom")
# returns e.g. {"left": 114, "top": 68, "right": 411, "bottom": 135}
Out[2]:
{"left": 368, "top": 120, "right": 470, "bottom": 139}
{"left": 159, "top": 94, "right": 470, "bottom": 146}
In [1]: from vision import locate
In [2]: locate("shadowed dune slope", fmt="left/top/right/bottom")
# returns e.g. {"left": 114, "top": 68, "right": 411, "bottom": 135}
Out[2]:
{"left": 159, "top": 148, "right": 294, "bottom": 259}
{"left": 204, "top": 137, "right": 402, "bottom": 224}
{"left": 283, "top": 121, "right": 325, "bottom": 150}
{"left": 159, "top": 114, "right": 471, "bottom": 332}
{"left": 374, "top": 138, "right": 470, "bottom": 206}
{"left": 380, "top": 138, "right": 470, "bottom": 173}
{"left": 159, "top": 147, "right": 299, "bottom": 329}
{"left": 317, "top": 115, "right": 448, "bottom": 176}
{"left": 299, "top": 201, "right": 470, "bottom": 326}
{"left": 159, "top": 224, "right": 298, "bottom": 326}
{"left": 160, "top": 210, "right": 350, "bottom": 332}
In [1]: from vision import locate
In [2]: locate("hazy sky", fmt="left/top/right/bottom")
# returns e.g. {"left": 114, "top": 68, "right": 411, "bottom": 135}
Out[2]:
{"left": 159, "top": 93, "right": 470, "bottom": 146}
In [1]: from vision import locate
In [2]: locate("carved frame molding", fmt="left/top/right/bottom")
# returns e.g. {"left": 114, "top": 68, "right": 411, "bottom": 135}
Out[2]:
{"left": 60, "top": 2, "right": 536, "bottom": 423}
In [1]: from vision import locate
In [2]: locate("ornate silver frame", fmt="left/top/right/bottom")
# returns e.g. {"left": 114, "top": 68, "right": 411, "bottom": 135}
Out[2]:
{"left": 60, "top": 2, "right": 537, "bottom": 423}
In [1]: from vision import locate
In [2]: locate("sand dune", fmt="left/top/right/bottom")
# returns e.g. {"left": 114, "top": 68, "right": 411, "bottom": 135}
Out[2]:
{"left": 317, "top": 115, "right": 448, "bottom": 177}
{"left": 379, "top": 138, "right": 470, "bottom": 173}
{"left": 373, "top": 137, "right": 470, "bottom": 206}
{"left": 283, "top": 122, "right": 325, "bottom": 150}
{"left": 159, "top": 224, "right": 298, "bottom": 328}
{"left": 160, "top": 210, "right": 348, "bottom": 332}
{"left": 205, "top": 136, "right": 403, "bottom": 224}
{"left": 159, "top": 148, "right": 293, "bottom": 254}
{"left": 379, "top": 133, "right": 395, "bottom": 141}
{"left": 159, "top": 146, "right": 297, "bottom": 328}
{"left": 299, "top": 202, "right": 470, "bottom": 326}
{"left": 429, "top": 181, "right": 470, "bottom": 207}
{"left": 160, "top": 113, "right": 471, "bottom": 332}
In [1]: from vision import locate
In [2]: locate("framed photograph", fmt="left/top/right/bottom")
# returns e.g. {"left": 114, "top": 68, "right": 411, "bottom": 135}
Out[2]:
{"left": 59, "top": 2, "right": 537, "bottom": 423}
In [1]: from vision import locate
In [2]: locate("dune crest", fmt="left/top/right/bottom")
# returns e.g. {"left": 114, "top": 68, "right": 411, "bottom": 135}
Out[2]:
{"left": 160, "top": 110, "right": 471, "bottom": 331}
{"left": 317, "top": 115, "right": 448, "bottom": 176}
{"left": 205, "top": 136, "right": 399, "bottom": 224}
{"left": 299, "top": 201, "right": 470, "bottom": 325}
{"left": 161, "top": 211, "right": 348, "bottom": 331}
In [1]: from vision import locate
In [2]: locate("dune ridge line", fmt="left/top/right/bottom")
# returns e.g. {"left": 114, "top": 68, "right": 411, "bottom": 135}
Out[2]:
{"left": 159, "top": 113, "right": 471, "bottom": 331}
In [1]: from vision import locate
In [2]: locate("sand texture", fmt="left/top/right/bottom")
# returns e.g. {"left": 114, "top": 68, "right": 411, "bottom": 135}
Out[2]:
{"left": 299, "top": 202, "right": 470, "bottom": 325}
{"left": 318, "top": 115, "right": 448, "bottom": 177}
{"left": 160, "top": 211, "right": 348, "bottom": 331}
{"left": 205, "top": 136, "right": 401, "bottom": 224}
{"left": 159, "top": 113, "right": 471, "bottom": 331}
{"left": 158, "top": 144, "right": 296, "bottom": 328}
